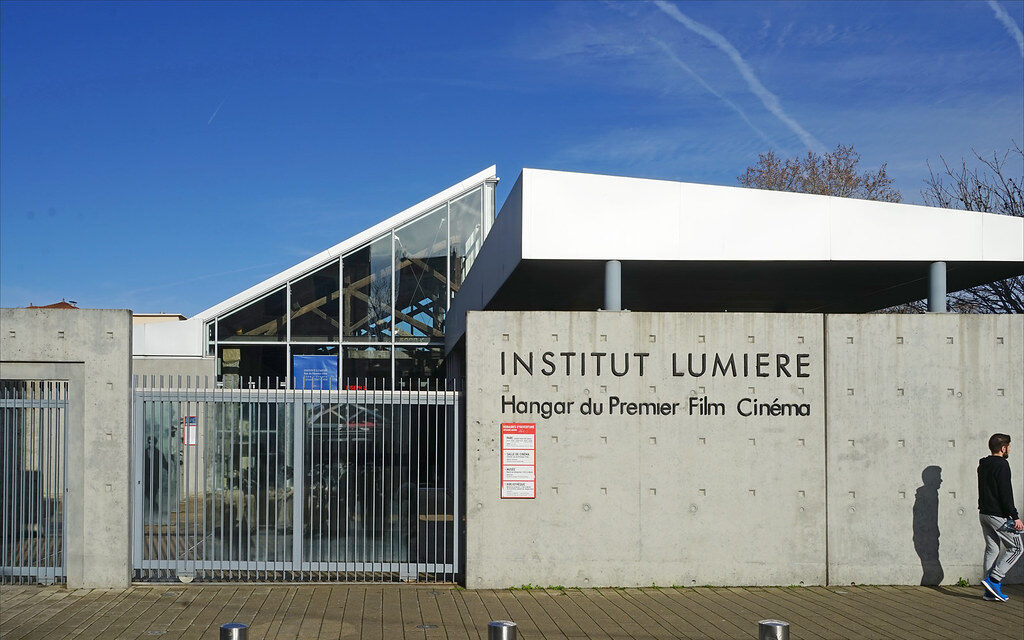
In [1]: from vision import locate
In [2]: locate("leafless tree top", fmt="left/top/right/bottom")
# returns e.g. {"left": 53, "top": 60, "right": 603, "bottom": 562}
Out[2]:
{"left": 738, "top": 143, "right": 902, "bottom": 203}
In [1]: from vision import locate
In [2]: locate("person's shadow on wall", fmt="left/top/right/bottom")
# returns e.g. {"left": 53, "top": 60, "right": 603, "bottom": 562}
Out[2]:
{"left": 913, "top": 465, "right": 944, "bottom": 586}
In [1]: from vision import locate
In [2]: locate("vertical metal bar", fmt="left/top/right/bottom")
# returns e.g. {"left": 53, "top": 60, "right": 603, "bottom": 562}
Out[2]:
{"left": 60, "top": 381, "right": 68, "bottom": 582}
{"left": 229, "top": 381, "right": 237, "bottom": 580}
{"left": 32, "top": 381, "right": 40, "bottom": 581}
{"left": 316, "top": 381, "right": 323, "bottom": 580}
{"left": 179, "top": 378, "right": 186, "bottom": 576}
{"left": 454, "top": 378, "right": 460, "bottom": 581}
{"left": 2, "top": 384, "right": 8, "bottom": 584}
{"left": 257, "top": 382, "right": 265, "bottom": 580}
{"left": 244, "top": 380, "right": 252, "bottom": 581}
{"left": 200, "top": 376, "right": 208, "bottom": 581}
{"left": 50, "top": 380, "right": 57, "bottom": 581}
{"left": 292, "top": 395, "right": 303, "bottom": 581}
{"left": 18, "top": 384, "right": 27, "bottom": 581}
{"left": 441, "top": 378, "right": 447, "bottom": 582}
{"left": 192, "top": 378, "right": 200, "bottom": 577}
{"left": 343, "top": 385, "right": 351, "bottom": 581}
{"left": 37, "top": 382, "right": 44, "bottom": 581}
{"left": 143, "top": 379, "right": 151, "bottom": 581}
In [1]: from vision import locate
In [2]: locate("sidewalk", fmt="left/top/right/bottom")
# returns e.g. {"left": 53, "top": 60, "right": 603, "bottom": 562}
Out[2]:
{"left": 2, "top": 582, "right": 1022, "bottom": 639}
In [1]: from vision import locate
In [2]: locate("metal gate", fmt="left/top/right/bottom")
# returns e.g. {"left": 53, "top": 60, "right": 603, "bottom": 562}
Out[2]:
{"left": 133, "top": 377, "right": 460, "bottom": 583}
{"left": 1, "top": 380, "right": 68, "bottom": 585}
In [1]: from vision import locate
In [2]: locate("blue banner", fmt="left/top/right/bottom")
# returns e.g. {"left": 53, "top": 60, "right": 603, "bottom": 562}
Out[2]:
{"left": 292, "top": 355, "right": 339, "bottom": 390}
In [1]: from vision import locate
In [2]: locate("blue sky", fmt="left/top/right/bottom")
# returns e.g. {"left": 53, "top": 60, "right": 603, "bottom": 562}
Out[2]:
{"left": 2, "top": 0, "right": 1022, "bottom": 316}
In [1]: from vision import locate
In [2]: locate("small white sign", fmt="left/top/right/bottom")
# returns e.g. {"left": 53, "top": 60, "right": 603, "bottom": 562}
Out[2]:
{"left": 502, "top": 449, "right": 535, "bottom": 465}
{"left": 183, "top": 416, "right": 198, "bottom": 446}
{"left": 501, "top": 481, "right": 536, "bottom": 499}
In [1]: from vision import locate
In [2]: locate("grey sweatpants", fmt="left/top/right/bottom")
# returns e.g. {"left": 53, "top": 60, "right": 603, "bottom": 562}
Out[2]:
{"left": 981, "top": 513, "right": 1024, "bottom": 581}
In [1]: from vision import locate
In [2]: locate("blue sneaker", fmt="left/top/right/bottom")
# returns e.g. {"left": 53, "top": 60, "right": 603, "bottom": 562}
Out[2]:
{"left": 982, "top": 577, "right": 1009, "bottom": 602}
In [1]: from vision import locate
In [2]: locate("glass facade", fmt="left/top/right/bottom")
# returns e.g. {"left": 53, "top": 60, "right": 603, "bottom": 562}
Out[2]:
{"left": 207, "top": 181, "right": 495, "bottom": 389}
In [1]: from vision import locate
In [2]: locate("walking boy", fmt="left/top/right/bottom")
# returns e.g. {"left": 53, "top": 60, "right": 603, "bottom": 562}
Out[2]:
{"left": 978, "top": 433, "right": 1023, "bottom": 601}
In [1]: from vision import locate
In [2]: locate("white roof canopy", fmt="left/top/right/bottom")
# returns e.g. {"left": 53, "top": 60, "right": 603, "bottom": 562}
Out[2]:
{"left": 446, "top": 168, "right": 1024, "bottom": 349}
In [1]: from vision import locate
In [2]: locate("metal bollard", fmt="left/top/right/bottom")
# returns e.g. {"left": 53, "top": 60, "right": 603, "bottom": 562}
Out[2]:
{"left": 220, "top": 622, "right": 248, "bottom": 640}
{"left": 488, "top": 620, "right": 517, "bottom": 640}
{"left": 758, "top": 619, "right": 790, "bottom": 640}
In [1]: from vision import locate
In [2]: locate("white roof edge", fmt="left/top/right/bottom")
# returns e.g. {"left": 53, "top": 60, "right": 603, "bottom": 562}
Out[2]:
{"left": 521, "top": 166, "right": 1019, "bottom": 215}
{"left": 193, "top": 165, "right": 498, "bottom": 323}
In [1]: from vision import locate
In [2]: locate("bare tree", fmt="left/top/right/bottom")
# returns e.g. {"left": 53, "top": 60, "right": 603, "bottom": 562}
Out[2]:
{"left": 920, "top": 142, "right": 1023, "bottom": 313}
{"left": 738, "top": 144, "right": 902, "bottom": 202}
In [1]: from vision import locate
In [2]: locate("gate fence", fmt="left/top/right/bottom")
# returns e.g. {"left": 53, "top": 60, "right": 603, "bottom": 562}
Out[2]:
{"left": 1, "top": 380, "right": 68, "bottom": 585}
{"left": 134, "top": 376, "right": 461, "bottom": 583}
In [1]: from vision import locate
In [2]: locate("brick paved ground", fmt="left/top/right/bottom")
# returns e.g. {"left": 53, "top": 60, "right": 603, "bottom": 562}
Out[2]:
{"left": 1, "top": 583, "right": 1022, "bottom": 639}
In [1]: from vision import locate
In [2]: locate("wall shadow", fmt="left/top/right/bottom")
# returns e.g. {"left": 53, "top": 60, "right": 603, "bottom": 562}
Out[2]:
{"left": 913, "top": 465, "right": 944, "bottom": 586}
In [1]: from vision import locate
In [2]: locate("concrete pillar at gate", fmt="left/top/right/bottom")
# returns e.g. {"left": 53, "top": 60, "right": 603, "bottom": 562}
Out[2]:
{"left": 0, "top": 308, "right": 133, "bottom": 588}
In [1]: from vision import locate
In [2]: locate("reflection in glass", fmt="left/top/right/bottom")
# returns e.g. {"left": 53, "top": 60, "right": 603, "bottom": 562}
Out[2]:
{"left": 449, "top": 187, "right": 483, "bottom": 297}
{"left": 201, "top": 402, "right": 293, "bottom": 563}
{"left": 342, "top": 346, "right": 392, "bottom": 388}
{"left": 395, "top": 205, "right": 447, "bottom": 342}
{"left": 219, "top": 345, "right": 287, "bottom": 388}
{"left": 290, "top": 261, "right": 340, "bottom": 342}
{"left": 217, "top": 289, "right": 287, "bottom": 342}
{"left": 394, "top": 347, "right": 445, "bottom": 388}
{"left": 342, "top": 236, "right": 392, "bottom": 342}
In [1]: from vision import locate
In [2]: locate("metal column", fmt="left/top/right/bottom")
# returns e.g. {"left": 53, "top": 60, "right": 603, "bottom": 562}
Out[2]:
{"left": 604, "top": 260, "right": 621, "bottom": 311}
{"left": 929, "top": 261, "right": 946, "bottom": 312}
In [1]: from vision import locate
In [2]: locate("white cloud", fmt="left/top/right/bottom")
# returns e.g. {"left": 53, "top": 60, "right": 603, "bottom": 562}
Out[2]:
{"left": 987, "top": 0, "right": 1024, "bottom": 58}
{"left": 650, "top": 37, "right": 777, "bottom": 149}
{"left": 653, "top": 0, "right": 827, "bottom": 154}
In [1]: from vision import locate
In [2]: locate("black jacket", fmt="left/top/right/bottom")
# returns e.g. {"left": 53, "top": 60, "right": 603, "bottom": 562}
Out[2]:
{"left": 978, "top": 455, "right": 1020, "bottom": 520}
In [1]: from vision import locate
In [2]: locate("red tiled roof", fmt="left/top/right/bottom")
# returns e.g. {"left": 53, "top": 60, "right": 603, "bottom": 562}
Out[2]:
{"left": 27, "top": 299, "right": 79, "bottom": 309}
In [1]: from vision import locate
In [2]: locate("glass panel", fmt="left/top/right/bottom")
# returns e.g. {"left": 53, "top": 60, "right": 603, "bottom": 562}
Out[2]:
{"left": 206, "top": 322, "right": 216, "bottom": 355}
{"left": 217, "top": 289, "right": 287, "bottom": 342}
{"left": 203, "top": 402, "right": 293, "bottom": 564}
{"left": 291, "top": 344, "right": 339, "bottom": 390}
{"left": 341, "top": 345, "right": 391, "bottom": 389}
{"left": 449, "top": 186, "right": 484, "bottom": 296}
{"left": 289, "top": 261, "right": 340, "bottom": 342}
{"left": 394, "top": 346, "right": 445, "bottom": 389}
{"left": 342, "top": 236, "right": 393, "bottom": 342}
{"left": 218, "top": 344, "right": 287, "bottom": 388}
{"left": 394, "top": 205, "right": 448, "bottom": 342}
{"left": 302, "top": 402, "right": 411, "bottom": 564}
{"left": 483, "top": 180, "right": 496, "bottom": 238}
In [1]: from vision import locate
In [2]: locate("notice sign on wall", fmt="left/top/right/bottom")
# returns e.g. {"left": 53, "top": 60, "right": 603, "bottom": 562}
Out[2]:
{"left": 183, "top": 416, "right": 198, "bottom": 446}
{"left": 501, "top": 423, "right": 536, "bottom": 498}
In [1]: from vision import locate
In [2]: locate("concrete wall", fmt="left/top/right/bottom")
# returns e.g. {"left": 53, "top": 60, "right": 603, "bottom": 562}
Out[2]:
{"left": 465, "top": 311, "right": 828, "bottom": 588}
{"left": 464, "top": 311, "right": 1024, "bottom": 588}
{"left": 825, "top": 314, "right": 1024, "bottom": 586}
{"left": 0, "top": 308, "right": 133, "bottom": 588}
{"left": 132, "top": 356, "right": 217, "bottom": 386}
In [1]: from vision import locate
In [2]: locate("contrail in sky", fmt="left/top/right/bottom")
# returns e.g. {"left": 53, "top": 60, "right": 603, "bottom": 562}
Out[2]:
{"left": 207, "top": 98, "right": 227, "bottom": 125}
{"left": 651, "top": 37, "right": 777, "bottom": 148}
{"left": 987, "top": 0, "right": 1024, "bottom": 58}
{"left": 653, "top": 0, "right": 826, "bottom": 153}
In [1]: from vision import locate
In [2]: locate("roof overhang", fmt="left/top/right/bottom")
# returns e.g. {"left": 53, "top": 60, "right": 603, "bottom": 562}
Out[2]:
{"left": 445, "top": 168, "right": 1024, "bottom": 352}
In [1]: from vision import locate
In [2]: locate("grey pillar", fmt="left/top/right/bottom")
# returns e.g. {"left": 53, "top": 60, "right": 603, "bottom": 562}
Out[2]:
{"left": 929, "top": 261, "right": 946, "bottom": 313}
{"left": 604, "top": 260, "right": 621, "bottom": 311}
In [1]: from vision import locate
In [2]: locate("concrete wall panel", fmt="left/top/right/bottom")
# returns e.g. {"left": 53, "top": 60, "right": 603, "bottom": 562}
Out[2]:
{"left": 825, "top": 314, "right": 1024, "bottom": 586}
{"left": 466, "top": 311, "right": 827, "bottom": 588}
